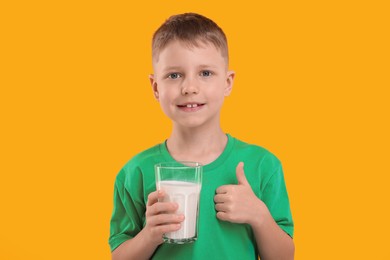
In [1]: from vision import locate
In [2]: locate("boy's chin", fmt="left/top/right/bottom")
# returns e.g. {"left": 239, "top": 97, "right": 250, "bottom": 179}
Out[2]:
{"left": 172, "top": 118, "right": 211, "bottom": 130}
{"left": 167, "top": 111, "right": 220, "bottom": 130}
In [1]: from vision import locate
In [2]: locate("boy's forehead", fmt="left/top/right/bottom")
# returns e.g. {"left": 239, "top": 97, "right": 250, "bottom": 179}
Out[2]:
{"left": 153, "top": 40, "right": 228, "bottom": 69}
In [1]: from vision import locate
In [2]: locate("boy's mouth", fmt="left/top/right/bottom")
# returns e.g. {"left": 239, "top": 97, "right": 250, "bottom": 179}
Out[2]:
{"left": 177, "top": 103, "right": 205, "bottom": 111}
{"left": 178, "top": 103, "right": 204, "bottom": 108}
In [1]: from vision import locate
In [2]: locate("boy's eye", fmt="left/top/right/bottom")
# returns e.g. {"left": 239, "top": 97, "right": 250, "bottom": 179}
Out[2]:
{"left": 168, "top": 73, "right": 181, "bottom": 79}
{"left": 200, "top": 71, "right": 212, "bottom": 77}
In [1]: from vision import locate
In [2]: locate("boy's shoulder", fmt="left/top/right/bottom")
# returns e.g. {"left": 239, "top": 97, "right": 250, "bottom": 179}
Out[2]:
{"left": 232, "top": 135, "right": 282, "bottom": 167}
{"left": 130, "top": 143, "right": 163, "bottom": 164}
{"left": 116, "top": 142, "right": 164, "bottom": 182}
{"left": 234, "top": 138, "right": 278, "bottom": 160}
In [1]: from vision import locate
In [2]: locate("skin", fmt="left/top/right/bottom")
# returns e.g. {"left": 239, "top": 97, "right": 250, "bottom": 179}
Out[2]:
{"left": 215, "top": 162, "right": 295, "bottom": 260}
{"left": 112, "top": 40, "right": 294, "bottom": 260}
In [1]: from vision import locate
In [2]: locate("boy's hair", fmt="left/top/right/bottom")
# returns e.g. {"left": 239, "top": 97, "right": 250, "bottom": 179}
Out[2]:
{"left": 152, "top": 13, "right": 228, "bottom": 63}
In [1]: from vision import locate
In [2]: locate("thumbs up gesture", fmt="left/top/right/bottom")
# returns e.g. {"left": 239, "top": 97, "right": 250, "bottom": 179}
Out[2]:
{"left": 214, "top": 162, "right": 266, "bottom": 225}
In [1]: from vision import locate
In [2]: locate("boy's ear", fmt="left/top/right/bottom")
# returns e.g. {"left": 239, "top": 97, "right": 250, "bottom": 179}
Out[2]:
{"left": 224, "top": 70, "right": 235, "bottom": 96}
{"left": 149, "top": 74, "right": 159, "bottom": 101}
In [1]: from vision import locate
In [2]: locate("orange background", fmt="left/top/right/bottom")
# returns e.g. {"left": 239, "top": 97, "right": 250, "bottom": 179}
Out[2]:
{"left": 1, "top": 1, "right": 389, "bottom": 259}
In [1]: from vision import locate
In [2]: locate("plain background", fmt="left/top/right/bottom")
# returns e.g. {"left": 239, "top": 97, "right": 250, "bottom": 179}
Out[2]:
{"left": 1, "top": 0, "right": 389, "bottom": 259}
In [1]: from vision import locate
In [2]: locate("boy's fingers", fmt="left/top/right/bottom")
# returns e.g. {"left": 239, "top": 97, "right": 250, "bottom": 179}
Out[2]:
{"left": 215, "top": 185, "right": 231, "bottom": 194}
{"left": 214, "top": 202, "right": 229, "bottom": 212}
{"left": 148, "top": 202, "right": 178, "bottom": 216}
{"left": 216, "top": 211, "right": 229, "bottom": 222}
{"left": 148, "top": 213, "right": 184, "bottom": 226}
{"left": 147, "top": 190, "right": 164, "bottom": 206}
{"left": 152, "top": 223, "right": 182, "bottom": 236}
{"left": 214, "top": 194, "right": 228, "bottom": 203}
{"left": 236, "top": 162, "right": 249, "bottom": 186}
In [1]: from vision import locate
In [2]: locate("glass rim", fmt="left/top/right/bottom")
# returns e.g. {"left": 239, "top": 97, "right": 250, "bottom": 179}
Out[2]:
{"left": 155, "top": 161, "right": 202, "bottom": 169}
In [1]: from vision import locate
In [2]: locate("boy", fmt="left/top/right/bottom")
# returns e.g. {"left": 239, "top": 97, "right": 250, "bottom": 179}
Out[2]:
{"left": 109, "top": 13, "right": 294, "bottom": 259}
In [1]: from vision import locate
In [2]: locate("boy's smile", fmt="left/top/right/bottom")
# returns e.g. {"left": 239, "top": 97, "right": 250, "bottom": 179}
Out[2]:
{"left": 177, "top": 102, "right": 206, "bottom": 112}
{"left": 150, "top": 40, "right": 234, "bottom": 129}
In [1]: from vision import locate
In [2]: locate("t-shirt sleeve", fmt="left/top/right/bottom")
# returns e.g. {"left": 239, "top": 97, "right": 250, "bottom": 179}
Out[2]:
{"left": 261, "top": 160, "right": 294, "bottom": 238}
{"left": 108, "top": 168, "right": 144, "bottom": 252}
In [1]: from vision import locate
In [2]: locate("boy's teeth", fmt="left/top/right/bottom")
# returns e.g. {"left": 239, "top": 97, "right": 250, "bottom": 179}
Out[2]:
{"left": 186, "top": 104, "right": 198, "bottom": 108}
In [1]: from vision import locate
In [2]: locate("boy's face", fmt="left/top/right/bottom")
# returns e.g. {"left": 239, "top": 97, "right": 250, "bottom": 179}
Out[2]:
{"left": 150, "top": 40, "right": 234, "bottom": 129}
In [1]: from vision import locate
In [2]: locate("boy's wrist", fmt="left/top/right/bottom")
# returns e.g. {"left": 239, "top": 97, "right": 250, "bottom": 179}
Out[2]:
{"left": 140, "top": 227, "right": 163, "bottom": 249}
{"left": 248, "top": 199, "right": 272, "bottom": 230}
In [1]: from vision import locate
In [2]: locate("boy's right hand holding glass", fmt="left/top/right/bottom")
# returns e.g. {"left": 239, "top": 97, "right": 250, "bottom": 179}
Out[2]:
{"left": 145, "top": 190, "right": 185, "bottom": 245}
{"left": 111, "top": 191, "right": 185, "bottom": 260}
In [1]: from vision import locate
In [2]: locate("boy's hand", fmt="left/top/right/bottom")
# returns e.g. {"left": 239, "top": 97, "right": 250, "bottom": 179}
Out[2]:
{"left": 214, "top": 162, "right": 267, "bottom": 227}
{"left": 144, "top": 190, "right": 184, "bottom": 245}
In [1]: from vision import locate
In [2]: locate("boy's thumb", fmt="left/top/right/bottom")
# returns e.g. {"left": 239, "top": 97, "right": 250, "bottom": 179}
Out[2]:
{"left": 236, "top": 162, "right": 249, "bottom": 186}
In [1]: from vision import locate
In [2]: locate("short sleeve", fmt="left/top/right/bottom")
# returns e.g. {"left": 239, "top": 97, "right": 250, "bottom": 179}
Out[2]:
{"left": 261, "top": 163, "right": 294, "bottom": 238}
{"left": 108, "top": 169, "right": 144, "bottom": 252}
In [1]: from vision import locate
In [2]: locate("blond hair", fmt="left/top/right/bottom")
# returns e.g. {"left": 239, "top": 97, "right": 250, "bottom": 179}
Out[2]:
{"left": 152, "top": 13, "right": 228, "bottom": 63}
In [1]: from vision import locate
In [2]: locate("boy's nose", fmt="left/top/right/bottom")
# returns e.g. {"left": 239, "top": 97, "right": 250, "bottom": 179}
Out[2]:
{"left": 181, "top": 79, "right": 199, "bottom": 95}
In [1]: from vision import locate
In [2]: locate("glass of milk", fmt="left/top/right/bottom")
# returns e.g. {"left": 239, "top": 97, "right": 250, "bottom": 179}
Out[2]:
{"left": 155, "top": 161, "right": 202, "bottom": 244}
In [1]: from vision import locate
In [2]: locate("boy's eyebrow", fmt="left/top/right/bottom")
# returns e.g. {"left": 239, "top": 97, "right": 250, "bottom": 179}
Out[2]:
{"left": 161, "top": 66, "right": 182, "bottom": 72}
{"left": 197, "top": 64, "right": 217, "bottom": 69}
{"left": 162, "top": 64, "right": 217, "bottom": 72}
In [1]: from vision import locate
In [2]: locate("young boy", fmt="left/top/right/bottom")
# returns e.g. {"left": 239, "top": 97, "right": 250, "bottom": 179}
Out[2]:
{"left": 109, "top": 13, "right": 294, "bottom": 259}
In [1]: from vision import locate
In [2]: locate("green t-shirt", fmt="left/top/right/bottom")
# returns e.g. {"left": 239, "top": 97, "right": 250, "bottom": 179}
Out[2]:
{"left": 109, "top": 134, "right": 294, "bottom": 259}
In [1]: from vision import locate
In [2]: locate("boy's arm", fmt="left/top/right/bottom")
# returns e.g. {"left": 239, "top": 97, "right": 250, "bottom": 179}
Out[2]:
{"left": 112, "top": 191, "right": 184, "bottom": 260}
{"left": 248, "top": 206, "right": 294, "bottom": 260}
{"left": 214, "top": 163, "right": 294, "bottom": 260}
{"left": 111, "top": 228, "right": 159, "bottom": 260}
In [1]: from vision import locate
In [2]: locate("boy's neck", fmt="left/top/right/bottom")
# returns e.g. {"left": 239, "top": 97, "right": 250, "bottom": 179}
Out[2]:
{"left": 166, "top": 126, "right": 228, "bottom": 165}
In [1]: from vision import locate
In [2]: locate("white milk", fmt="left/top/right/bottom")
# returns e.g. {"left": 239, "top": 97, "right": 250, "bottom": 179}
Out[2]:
{"left": 159, "top": 180, "right": 201, "bottom": 240}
